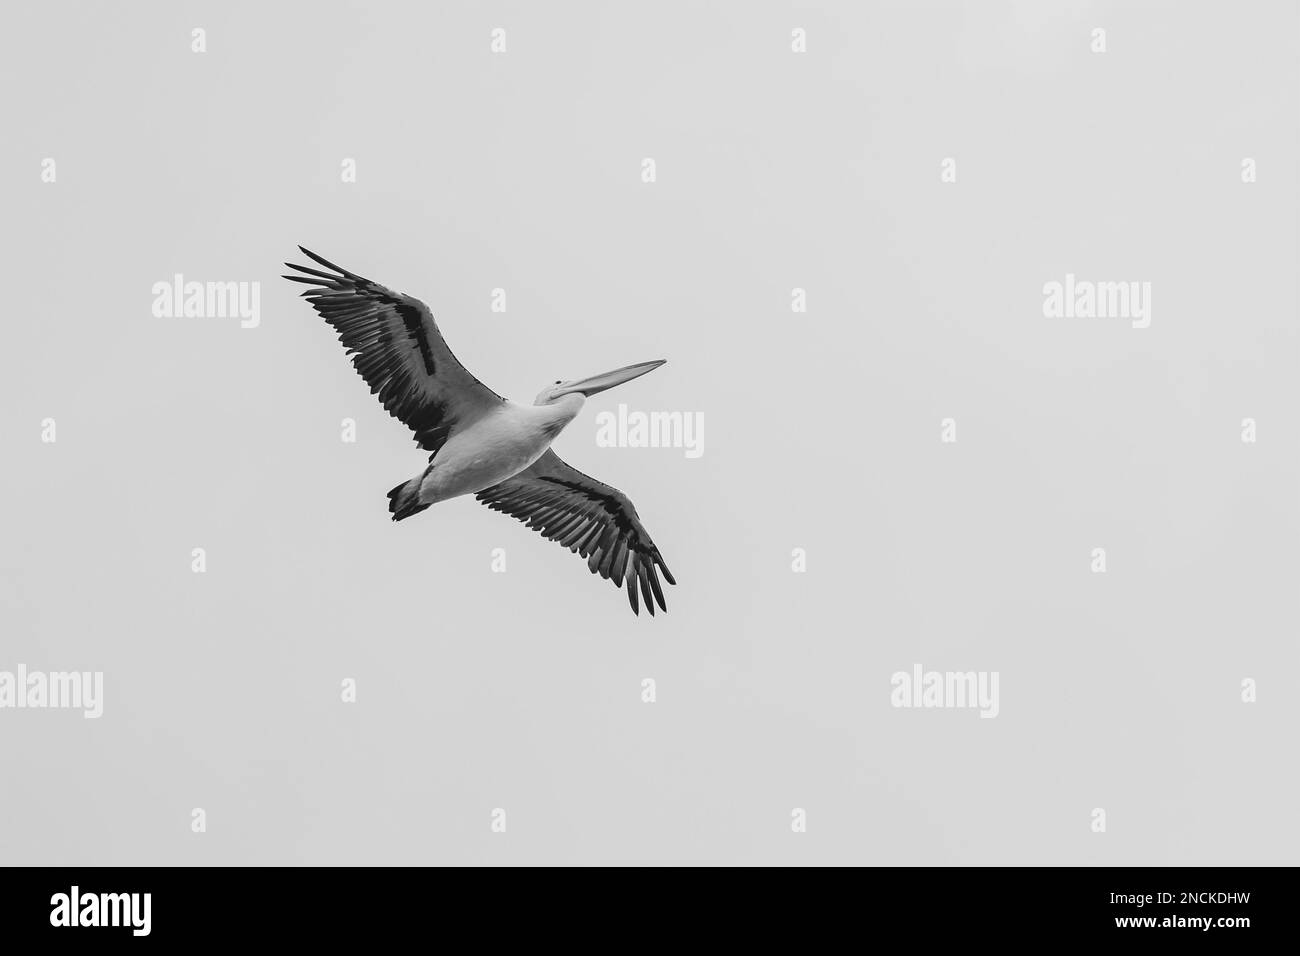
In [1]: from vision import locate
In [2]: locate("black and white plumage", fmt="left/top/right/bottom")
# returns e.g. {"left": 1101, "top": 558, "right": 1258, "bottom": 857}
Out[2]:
{"left": 282, "top": 246, "right": 504, "bottom": 457}
{"left": 283, "top": 247, "right": 676, "bottom": 615}
{"left": 477, "top": 450, "right": 676, "bottom": 615}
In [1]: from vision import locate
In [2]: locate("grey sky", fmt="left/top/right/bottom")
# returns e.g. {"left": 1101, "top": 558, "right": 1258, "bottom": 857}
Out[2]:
{"left": 1, "top": 0, "right": 1296, "bottom": 865}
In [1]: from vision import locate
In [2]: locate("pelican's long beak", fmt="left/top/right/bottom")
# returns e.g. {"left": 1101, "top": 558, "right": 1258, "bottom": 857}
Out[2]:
{"left": 563, "top": 359, "right": 666, "bottom": 397}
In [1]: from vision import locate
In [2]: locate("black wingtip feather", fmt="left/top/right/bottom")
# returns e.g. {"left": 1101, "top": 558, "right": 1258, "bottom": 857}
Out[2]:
{"left": 297, "top": 246, "right": 360, "bottom": 280}
{"left": 658, "top": 560, "right": 677, "bottom": 587}
{"left": 647, "top": 564, "right": 666, "bottom": 612}
{"left": 284, "top": 261, "right": 341, "bottom": 281}
{"left": 638, "top": 565, "right": 655, "bottom": 617}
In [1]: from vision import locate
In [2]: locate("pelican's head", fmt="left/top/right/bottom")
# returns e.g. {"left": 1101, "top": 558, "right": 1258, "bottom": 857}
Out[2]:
{"left": 534, "top": 359, "right": 666, "bottom": 406}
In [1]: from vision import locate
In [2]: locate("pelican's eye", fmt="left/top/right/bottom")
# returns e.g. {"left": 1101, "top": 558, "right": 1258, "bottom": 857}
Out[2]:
{"left": 555, "top": 380, "right": 562, "bottom": 385}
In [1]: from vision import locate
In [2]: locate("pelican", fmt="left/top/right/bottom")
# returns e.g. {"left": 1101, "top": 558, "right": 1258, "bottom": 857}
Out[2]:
{"left": 282, "top": 247, "right": 676, "bottom": 615}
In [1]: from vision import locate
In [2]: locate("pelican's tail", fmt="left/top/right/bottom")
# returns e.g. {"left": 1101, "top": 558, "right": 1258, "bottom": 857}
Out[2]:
{"left": 387, "top": 475, "right": 430, "bottom": 522}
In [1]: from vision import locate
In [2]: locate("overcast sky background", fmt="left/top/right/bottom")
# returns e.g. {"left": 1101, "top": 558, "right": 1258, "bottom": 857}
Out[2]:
{"left": 1, "top": 0, "right": 1296, "bottom": 865}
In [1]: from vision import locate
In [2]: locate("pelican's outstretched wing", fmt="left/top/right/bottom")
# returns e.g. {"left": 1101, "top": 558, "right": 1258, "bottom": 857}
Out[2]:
{"left": 283, "top": 247, "right": 504, "bottom": 457}
{"left": 476, "top": 450, "right": 676, "bottom": 615}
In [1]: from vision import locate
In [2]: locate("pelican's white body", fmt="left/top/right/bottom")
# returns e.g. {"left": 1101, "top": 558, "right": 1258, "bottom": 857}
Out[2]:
{"left": 416, "top": 394, "right": 584, "bottom": 505}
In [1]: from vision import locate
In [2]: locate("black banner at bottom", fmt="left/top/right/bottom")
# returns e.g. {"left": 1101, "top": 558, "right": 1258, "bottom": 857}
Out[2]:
{"left": 0, "top": 866, "right": 1280, "bottom": 942}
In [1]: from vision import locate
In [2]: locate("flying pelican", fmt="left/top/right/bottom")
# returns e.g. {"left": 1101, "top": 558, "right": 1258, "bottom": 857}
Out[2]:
{"left": 282, "top": 247, "right": 676, "bottom": 615}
